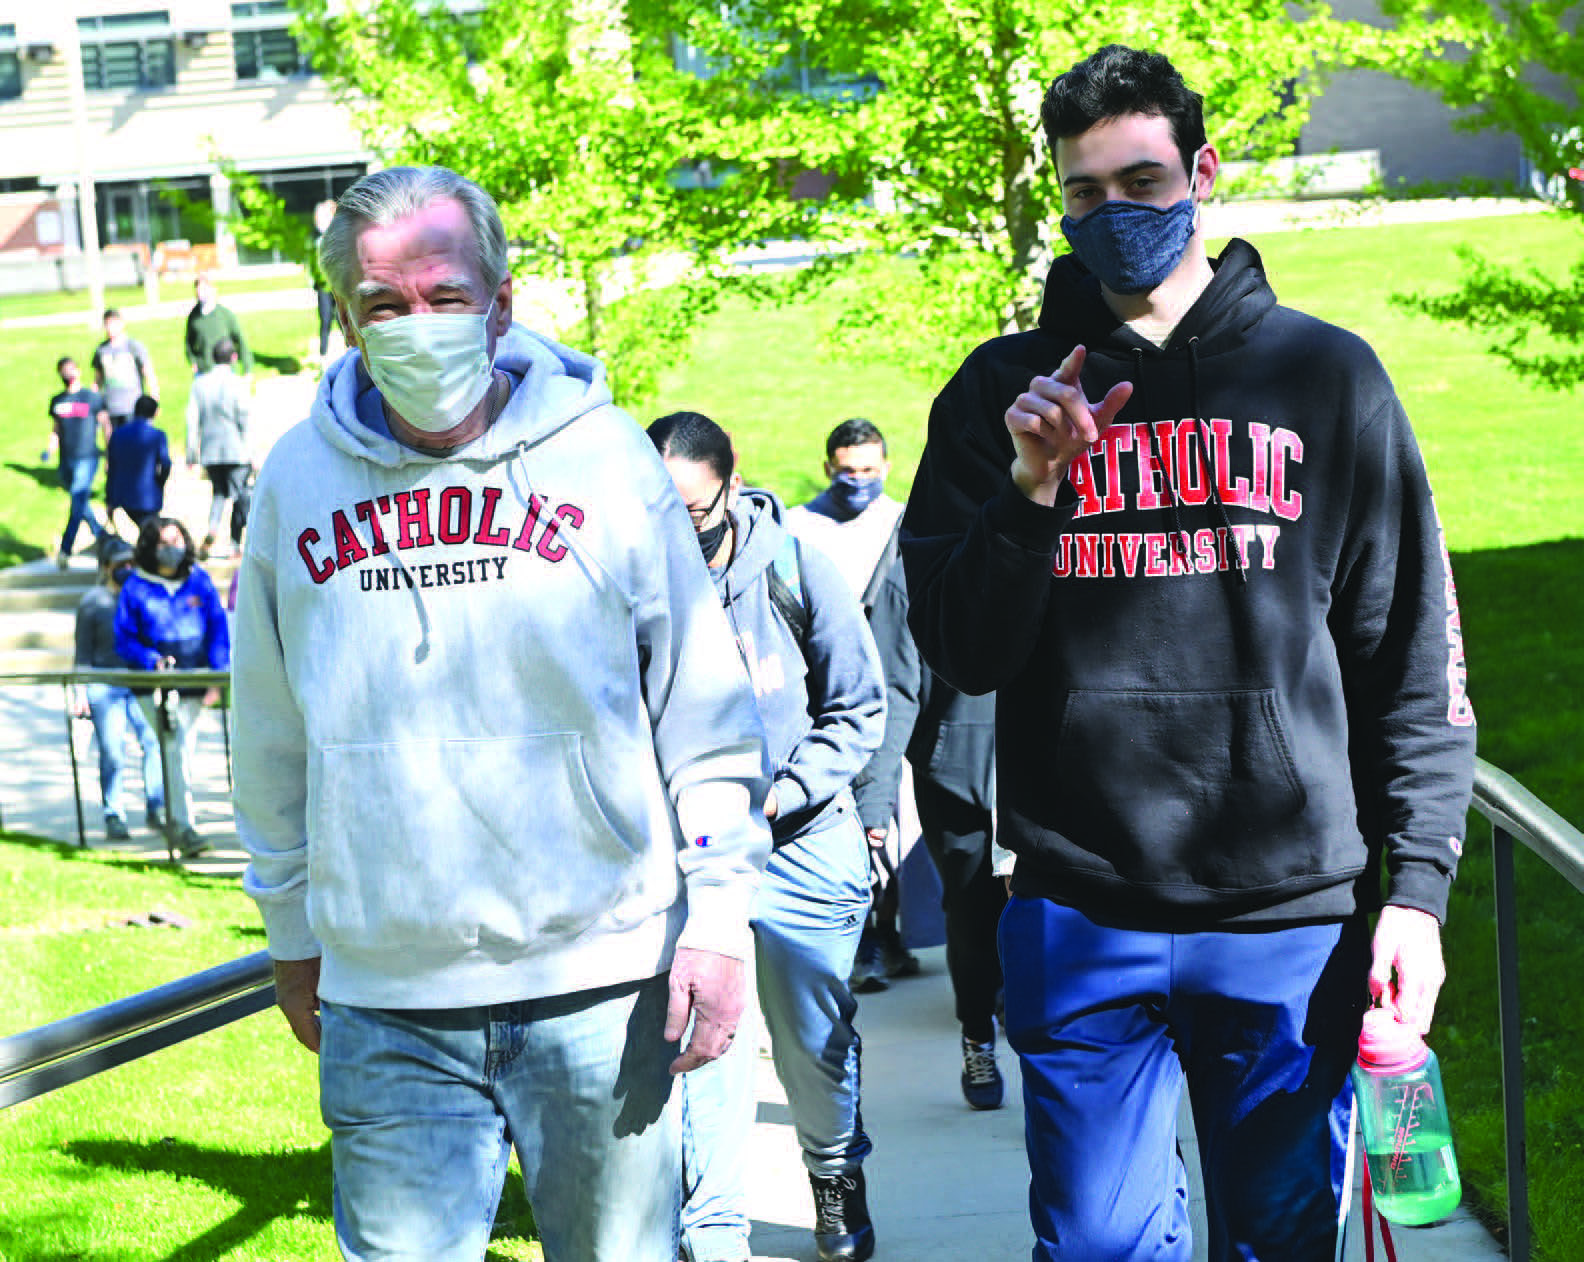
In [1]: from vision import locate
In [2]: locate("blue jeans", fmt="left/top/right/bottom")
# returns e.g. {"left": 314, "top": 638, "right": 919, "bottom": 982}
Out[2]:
{"left": 680, "top": 812, "right": 872, "bottom": 1262}
{"left": 135, "top": 694, "right": 202, "bottom": 831}
{"left": 85, "top": 683, "right": 163, "bottom": 823}
{"left": 59, "top": 456, "right": 105, "bottom": 554}
{"left": 999, "top": 897, "right": 1368, "bottom": 1262}
{"left": 319, "top": 974, "right": 681, "bottom": 1262}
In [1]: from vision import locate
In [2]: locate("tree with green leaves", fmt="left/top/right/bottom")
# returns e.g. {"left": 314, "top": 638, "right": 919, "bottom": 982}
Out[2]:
{"left": 288, "top": 0, "right": 864, "bottom": 405}
{"left": 670, "top": 0, "right": 1427, "bottom": 384}
{"left": 1381, "top": 0, "right": 1584, "bottom": 389}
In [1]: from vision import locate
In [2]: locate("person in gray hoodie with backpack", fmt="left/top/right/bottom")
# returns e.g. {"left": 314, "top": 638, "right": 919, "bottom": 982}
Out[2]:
{"left": 649, "top": 412, "right": 886, "bottom": 1262}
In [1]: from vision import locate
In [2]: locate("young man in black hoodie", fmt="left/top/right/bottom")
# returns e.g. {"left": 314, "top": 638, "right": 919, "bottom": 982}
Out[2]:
{"left": 902, "top": 45, "right": 1476, "bottom": 1261}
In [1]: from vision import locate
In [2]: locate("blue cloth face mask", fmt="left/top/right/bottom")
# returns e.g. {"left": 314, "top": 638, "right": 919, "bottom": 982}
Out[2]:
{"left": 828, "top": 472, "right": 883, "bottom": 519}
{"left": 1060, "top": 194, "right": 1198, "bottom": 296}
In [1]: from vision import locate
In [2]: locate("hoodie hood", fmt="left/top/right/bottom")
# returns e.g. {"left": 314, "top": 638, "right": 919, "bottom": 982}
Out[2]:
{"left": 1039, "top": 238, "right": 1278, "bottom": 359}
{"left": 713, "top": 487, "right": 787, "bottom": 608}
{"left": 313, "top": 324, "right": 613, "bottom": 468}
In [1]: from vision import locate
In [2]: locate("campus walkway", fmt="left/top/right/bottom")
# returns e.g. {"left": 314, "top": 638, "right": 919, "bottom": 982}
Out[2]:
{"left": 1, "top": 664, "right": 1507, "bottom": 1261}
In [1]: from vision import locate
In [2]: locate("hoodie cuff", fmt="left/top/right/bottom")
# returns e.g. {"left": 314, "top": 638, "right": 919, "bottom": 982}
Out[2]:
{"left": 257, "top": 896, "right": 322, "bottom": 961}
{"left": 985, "top": 474, "right": 1078, "bottom": 555}
{"left": 1385, "top": 860, "right": 1452, "bottom": 925}
{"left": 678, "top": 881, "right": 757, "bottom": 961}
{"left": 770, "top": 774, "right": 810, "bottom": 819}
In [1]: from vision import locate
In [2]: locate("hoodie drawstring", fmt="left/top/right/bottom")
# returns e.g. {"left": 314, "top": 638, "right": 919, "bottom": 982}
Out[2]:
{"left": 1135, "top": 347, "right": 1191, "bottom": 566}
{"left": 1186, "top": 338, "right": 1248, "bottom": 585}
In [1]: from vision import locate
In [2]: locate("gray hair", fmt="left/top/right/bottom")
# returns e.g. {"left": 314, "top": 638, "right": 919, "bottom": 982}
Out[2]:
{"left": 318, "top": 166, "right": 509, "bottom": 304}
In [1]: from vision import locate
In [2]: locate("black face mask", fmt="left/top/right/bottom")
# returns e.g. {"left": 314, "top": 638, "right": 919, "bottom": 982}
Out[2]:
{"left": 154, "top": 543, "right": 187, "bottom": 572}
{"left": 697, "top": 516, "right": 729, "bottom": 563}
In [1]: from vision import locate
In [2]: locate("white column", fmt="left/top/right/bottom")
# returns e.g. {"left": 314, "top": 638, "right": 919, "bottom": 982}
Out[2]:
{"left": 209, "top": 169, "right": 236, "bottom": 268}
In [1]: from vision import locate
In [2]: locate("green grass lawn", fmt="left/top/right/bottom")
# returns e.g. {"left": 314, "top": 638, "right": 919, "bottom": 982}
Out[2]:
{"left": 2, "top": 209, "right": 1582, "bottom": 1258}
{"left": 0, "top": 297, "right": 318, "bottom": 567}
{"left": 0, "top": 835, "right": 541, "bottom": 1262}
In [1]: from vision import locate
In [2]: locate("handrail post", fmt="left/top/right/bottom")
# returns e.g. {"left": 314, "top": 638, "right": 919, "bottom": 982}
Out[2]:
{"left": 61, "top": 682, "right": 87, "bottom": 848}
{"left": 1492, "top": 821, "right": 1531, "bottom": 1262}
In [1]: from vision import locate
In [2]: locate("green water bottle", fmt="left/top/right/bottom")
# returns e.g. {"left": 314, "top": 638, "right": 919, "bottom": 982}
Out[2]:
{"left": 1352, "top": 1007, "right": 1462, "bottom": 1225}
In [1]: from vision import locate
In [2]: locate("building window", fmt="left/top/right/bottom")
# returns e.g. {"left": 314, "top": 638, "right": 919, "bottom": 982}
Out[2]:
{"left": 78, "top": 12, "right": 176, "bottom": 92}
{"left": 0, "top": 25, "right": 23, "bottom": 101}
{"left": 231, "top": 1, "right": 310, "bottom": 80}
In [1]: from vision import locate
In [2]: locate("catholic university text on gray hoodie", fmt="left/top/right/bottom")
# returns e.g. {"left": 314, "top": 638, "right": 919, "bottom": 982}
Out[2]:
{"left": 233, "top": 327, "right": 773, "bottom": 1008}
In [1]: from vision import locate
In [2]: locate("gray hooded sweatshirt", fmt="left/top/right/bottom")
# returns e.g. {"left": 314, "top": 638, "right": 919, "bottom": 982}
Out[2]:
{"left": 233, "top": 327, "right": 772, "bottom": 1008}
{"left": 712, "top": 488, "right": 885, "bottom": 845}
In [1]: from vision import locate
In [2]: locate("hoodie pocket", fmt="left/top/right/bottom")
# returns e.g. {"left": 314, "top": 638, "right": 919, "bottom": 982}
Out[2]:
{"left": 1054, "top": 688, "right": 1309, "bottom": 891}
{"left": 309, "top": 732, "right": 640, "bottom": 951}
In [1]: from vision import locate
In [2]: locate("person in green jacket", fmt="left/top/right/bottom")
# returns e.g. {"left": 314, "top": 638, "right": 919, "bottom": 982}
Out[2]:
{"left": 183, "top": 273, "right": 253, "bottom": 375}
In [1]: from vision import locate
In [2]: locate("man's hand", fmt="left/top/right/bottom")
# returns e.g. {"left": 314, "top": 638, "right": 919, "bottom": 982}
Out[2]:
{"left": 1369, "top": 905, "right": 1445, "bottom": 1035}
{"left": 1005, "top": 345, "right": 1133, "bottom": 506}
{"left": 764, "top": 787, "right": 779, "bottom": 821}
{"left": 273, "top": 956, "right": 323, "bottom": 1053}
{"left": 665, "top": 946, "right": 746, "bottom": 1075}
{"left": 865, "top": 826, "right": 888, "bottom": 850}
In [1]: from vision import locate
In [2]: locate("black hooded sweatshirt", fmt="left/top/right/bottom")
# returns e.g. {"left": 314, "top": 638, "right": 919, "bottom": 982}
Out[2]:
{"left": 902, "top": 240, "right": 1476, "bottom": 929}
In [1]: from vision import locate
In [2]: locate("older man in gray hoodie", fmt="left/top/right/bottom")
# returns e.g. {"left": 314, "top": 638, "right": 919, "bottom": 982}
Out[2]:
{"left": 232, "top": 167, "right": 773, "bottom": 1262}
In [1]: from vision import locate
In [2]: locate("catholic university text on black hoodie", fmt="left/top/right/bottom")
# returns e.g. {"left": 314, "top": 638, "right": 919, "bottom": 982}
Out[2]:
{"left": 902, "top": 240, "right": 1476, "bottom": 928}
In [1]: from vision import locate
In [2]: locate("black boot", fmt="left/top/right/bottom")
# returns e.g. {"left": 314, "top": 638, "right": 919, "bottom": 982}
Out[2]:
{"left": 809, "top": 1168, "right": 875, "bottom": 1262}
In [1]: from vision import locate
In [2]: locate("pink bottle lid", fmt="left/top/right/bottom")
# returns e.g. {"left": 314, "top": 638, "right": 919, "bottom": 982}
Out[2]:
{"left": 1357, "top": 1008, "right": 1429, "bottom": 1073}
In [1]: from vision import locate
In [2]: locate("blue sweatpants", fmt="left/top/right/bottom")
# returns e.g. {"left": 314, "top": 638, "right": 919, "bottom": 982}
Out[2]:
{"left": 999, "top": 897, "right": 1369, "bottom": 1262}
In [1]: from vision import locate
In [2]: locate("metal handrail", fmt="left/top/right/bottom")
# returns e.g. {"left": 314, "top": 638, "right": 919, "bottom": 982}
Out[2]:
{"left": 0, "top": 666, "right": 232, "bottom": 856}
{"left": 0, "top": 951, "right": 274, "bottom": 1110}
{"left": 1470, "top": 756, "right": 1584, "bottom": 1262}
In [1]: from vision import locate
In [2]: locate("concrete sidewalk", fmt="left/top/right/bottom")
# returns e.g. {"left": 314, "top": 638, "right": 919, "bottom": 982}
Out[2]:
{"left": 0, "top": 661, "right": 1503, "bottom": 1260}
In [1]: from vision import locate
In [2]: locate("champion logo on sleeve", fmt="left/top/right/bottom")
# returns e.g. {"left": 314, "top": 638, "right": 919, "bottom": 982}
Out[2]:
{"left": 693, "top": 835, "right": 712, "bottom": 848}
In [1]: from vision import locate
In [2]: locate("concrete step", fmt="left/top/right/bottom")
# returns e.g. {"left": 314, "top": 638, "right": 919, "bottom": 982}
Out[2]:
{"left": 0, "top": 611, "right": 75, "bottom": 654}
{"left": 0, "top": 560, "right": 99, "bottom": 589}
{"left": 0, "top": 586, "right": 85, "bottom": 614}
{"left": 0, "top": 646, "right": 72, "bottom": 675}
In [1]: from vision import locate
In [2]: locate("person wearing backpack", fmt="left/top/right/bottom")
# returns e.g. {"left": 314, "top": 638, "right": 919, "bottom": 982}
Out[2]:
{"left": 649, "top": 412, "right": 886, "bottom": 1262}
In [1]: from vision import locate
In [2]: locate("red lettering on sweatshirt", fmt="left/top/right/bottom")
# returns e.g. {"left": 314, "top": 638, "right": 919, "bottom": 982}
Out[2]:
{"left": 1210, "top": 420, "right": 1250, "bottom": 507}
{"left": 355, "top": 500, "right": 391, "bottom": 555}
{"left": 437, "top": 487, "right": 471, "bottom": 544}
{"left": 1095, "top": 426, "right": 1133, "bottom": 513}
{"left": 474, "top": 487, "right": 512, "bottom": 546}
{"left": 394, "top": 490, "right": 434, "bottom": 549}
{"left": 1174, "top": 423, "right": 1208, "bottom": 506}
{"left": 536, "top": 504, "right": 585, "bottom": 563}
{"left": 331, "top": 510, "right": 369, "bottom": 570}
{"left": 297, "top": 528, "right": 336, "bottom": 584}
{"left": 1271, "top": 430, "right": 1304, "bottom": 521}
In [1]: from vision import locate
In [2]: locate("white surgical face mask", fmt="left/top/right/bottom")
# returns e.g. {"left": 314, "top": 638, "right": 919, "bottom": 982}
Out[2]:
{"left": 359, "top": 300, "right": 496, "bottom": 434}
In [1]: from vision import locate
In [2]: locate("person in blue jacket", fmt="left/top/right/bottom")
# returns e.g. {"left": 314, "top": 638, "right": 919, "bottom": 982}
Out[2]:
{"left": 648, "top": 412, "right": 886, "bottom": 1262}
{"left": 115, "top": 515, "right": 230, "bottom": 858}
{"left": 105, "top": 394, "right": 172, "bottom": 534}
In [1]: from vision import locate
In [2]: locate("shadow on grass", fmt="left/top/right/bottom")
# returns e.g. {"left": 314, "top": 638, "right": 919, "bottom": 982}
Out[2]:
{"left": 0, "top": 516, "right": 50, "bottom": 570}
{"left": 37, "top": 1137, "right": 536, "bottom": 1260}
{"left": 0, "top": 833, "right": 245, "bottom": 896}
{"left": 3, "top": 461, "right": 59, "bottom": 492}
{"left": 255, "top": 351, "right": 303, "bottom": 376}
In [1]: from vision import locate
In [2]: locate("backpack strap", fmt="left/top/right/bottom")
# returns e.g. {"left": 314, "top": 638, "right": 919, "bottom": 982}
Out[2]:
{"left": 766, "top": 533, "right": 811, "bottom": 648}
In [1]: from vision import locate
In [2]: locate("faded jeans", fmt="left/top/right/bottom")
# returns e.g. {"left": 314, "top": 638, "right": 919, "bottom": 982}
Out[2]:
{"left": 135, "top": 693, "right": 203, "bottom": 832}
{"left": 680, "top": 811, "right": 873, "bottom": 1262}
{"left": 85, "top": 683, "right": 163, "bottom": 824}
{"left": 319, "top": 974, "right": 681, "bottom": 1262}
{"left": 59, "top": 456, "right": 104, "bottom": 554}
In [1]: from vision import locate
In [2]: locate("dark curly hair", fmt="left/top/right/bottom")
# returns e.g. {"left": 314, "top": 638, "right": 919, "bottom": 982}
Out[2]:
{"left": 1041, "top": 45, "right": 1206, "bottom": 179}
{"left": 133, "top": 515, "right": 196, "bottom": 579}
